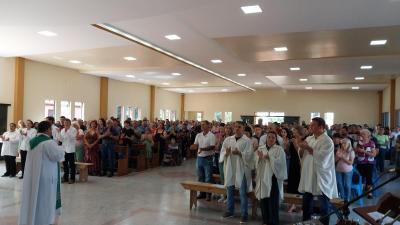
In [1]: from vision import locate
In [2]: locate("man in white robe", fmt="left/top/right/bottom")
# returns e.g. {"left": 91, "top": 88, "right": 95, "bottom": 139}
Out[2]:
{"left": 299, "top": 117, "right": 338, "bottom": 225}
{"left": 255, "top": 131, "right": 287, "bottom": 225}
{"left": 19, "top": 121, "right": 65, "bottom": 225}
{"left": 220, "top": 121, "right": 254, "bottom": 223}
{"left": 1, "top": 122, "right": 21, "bottom": 177}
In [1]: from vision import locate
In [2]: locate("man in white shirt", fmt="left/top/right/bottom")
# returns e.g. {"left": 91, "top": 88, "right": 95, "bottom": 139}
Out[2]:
{"left": 46, "top": 116, "right": 60, "bottom": 142}
{"left": 299, "top": 117, "right": 338, "bottom": 225}
{"left": 190, "top": 120, "right": 215, "bottom": 201}
{"left": 1, "top": 123, "right": 21, "bottom": 177}
{"left": 60, "top": 119, "right": 77, "bottom": 184}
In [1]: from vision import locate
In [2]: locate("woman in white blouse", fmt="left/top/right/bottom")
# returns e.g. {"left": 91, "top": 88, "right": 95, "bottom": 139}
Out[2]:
{"left": 19, "top": 120, "right": 37, "bottom": 179}
{"left": 1, "top": 123, "right": 21, "bottom": 177}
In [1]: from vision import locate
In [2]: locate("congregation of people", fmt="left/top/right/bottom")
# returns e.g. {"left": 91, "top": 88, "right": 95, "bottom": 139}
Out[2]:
{"left": 2, "top": 116, "right": 400, "bottom": 225}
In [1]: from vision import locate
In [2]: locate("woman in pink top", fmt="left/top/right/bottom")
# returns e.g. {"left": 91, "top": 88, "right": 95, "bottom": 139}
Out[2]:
{"left": 335, "top": 137, "right": 355, "bottom": 202}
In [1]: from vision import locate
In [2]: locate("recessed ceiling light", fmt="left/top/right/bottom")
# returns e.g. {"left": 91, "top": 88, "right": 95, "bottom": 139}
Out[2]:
{"left": 211, "top": 59, "right": 223, "bottom": 64}
{"left": 221, "top": 89, "right": 228, "bottom": 92}
{"left": 37, "top": 30, "right": 57, "bottom": 37}
{"left": 352, "top": 86, "right": 360, "bottom": 90}
{"left": 360, "top": 65, "right": 373, "bottom": 70}
{"left": 370, "top": 40, "right": 387, "bottom": 46}
{"left": 126, "top": 75, "right": 135, "bottom": 78}
{"left": 254, "top": 82, "right": 262, "bottom": 85}
{"left": 161, "top": 82, "right": 170, "bottom": 85}
{"left": 201, "top": 81, "right": 208, "bottom": 84}
{"left": 355, "top": 77, "right": 365, "bottom": 80}
{"left": 123, "top": 56, "right": 137, "bottom": 61}
{"left": 305, "top": 87, "right": 313, "bottom": 90}
{"left": 274, "top": 46, "right": 288, "bottom": 52}
{"left": 69, "top": 60, "right": 81, "bottom": 64}
{"left": 290, "top": 67, "right": 301, "bottom": 71}
{"left": 237, "top": 73, "right": 247, "bottom": 77}
{"left": 171, "top": 72, "right": 182, "bottom": 76}
{"left": 299, "top": 78, "right": 308, "bottom": 82}
{"left": 241, "top": 5, "right": 263, "bottom": 14}
{"left": 165, "top": 34, "right": 181, "bottom": 40}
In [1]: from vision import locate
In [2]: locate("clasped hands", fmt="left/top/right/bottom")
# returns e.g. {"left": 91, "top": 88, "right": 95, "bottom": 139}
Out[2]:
{"left": 225, "top": 147, "right": 241, "bottom": 156}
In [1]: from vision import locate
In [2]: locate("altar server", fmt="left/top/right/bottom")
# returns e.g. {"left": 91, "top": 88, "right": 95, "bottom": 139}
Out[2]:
{"left": 19, "top": 121, "right": 65, "bottom": 225}
{"left": 255, "top": 131, "right": 287, "bottom": 225}
{"left": 1, "top": 123, "right": 21, "bottom": 177}
{"left": 299, "top": 117, "right": 338, "bottom": 225}
{"left": 220, "top": 121, "right": 254, "bottom": 223}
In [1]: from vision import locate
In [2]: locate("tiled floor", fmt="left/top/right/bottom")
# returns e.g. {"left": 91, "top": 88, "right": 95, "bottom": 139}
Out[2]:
{"left": 0, "top": 159, "right": 399, "bottom": 225}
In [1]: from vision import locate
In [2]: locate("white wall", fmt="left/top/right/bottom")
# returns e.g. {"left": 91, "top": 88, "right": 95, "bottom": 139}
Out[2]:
{"left": 185, "top": 89, "right": 379, "bottom": 126}
{"left": 24, "top": 60, "right": 100, "bottom": 122}
{"left": 0, "top": 57, "right": 15, "bottom": 124}
{"left": 107, "top": 79, "right": 150, "bottom": 119}
{"left": 155, "top": 88, "right": 181, "bottom": 120}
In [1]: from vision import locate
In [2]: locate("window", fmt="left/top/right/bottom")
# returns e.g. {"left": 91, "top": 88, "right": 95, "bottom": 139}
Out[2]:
{"left": 165, "top": 109, "right": 171, "bottom": 120}
{"left": 382, "top": 112, "right": 389, "bottom": 128}
{"left": 196, "top": 112, "right": 202, "bottom": 121}
{"left": 171, "top": 110, "right": 176, "bottom": 121}
{"left": 60, "top": 101, "right": 71, "bottom": 118}
{"left": 116, "top": 106, "right": 122, "bottom": 120}
{"left": 74, "top": 102, "right": 85, "bottom": 120}
{"left": 224, "top": 112, "right": 232, "bottom": 123}
{"left": 396, "top": 110, "right": 400, "bottom": 128}
{"left": 134, "top": 107, "right": 142, "bottom": 120}
{"left": 255, "top": 112, "right": 284, "bottom": 125}
{"left": 159, "top": 109, "right": 165, "bottom": 120}
{"left": 310, "top": 112, "right": 320, "bottom": 121}
{"left": 44, "top": 99, "right": 56, "bottom": 118}
{"left": 214, "top": 112, "right": 222, "bottom": 121}
{"left": 324, "top": 112, "right": 334, "bottom": 127}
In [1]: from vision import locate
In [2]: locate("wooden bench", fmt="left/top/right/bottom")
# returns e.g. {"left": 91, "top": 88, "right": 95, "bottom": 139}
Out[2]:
{"left": 283, "top": 193, "right": 344, "bottom": 208}
{"left": 115, "top": 145, "right": 129, "bottom": 176}
{"left": 130, "top": 144, "right": 146, "bottom": 171}
{"left": 75, "top": 162, "right": 94, "bottom": 182}
{"left": 181, "top": 181, "right": 258, "bottom": 218}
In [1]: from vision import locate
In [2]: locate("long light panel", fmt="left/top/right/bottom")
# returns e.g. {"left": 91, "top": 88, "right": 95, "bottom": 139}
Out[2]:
{"left": 93, "top": 23, "right": 255, "bottom": 91}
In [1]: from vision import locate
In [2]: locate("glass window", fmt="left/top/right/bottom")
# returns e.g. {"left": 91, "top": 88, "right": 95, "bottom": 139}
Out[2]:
{"left": 171, "top": 110, "right": 176, "bottom": 121}
{"left": 255, "top": 112, "right": 284, "bottom": 125}
{"left": 45, "top": 99, "right": 56, "bottom": 118}
{"left": 224, "top": 112, "right": 232, "bottom": 123}
{"left": 116, "top": 106, "right": 122, "bottom": 121}
{"left": 324, "top": 112, "right": 334, "bottom": 128}
{"left": 196, "top": 112, "right": 202, "bottom": 121}
{"left": 214, "top": 112, "right": 222, "bottom": 121}
{"left": 74, "top": 102, "right": 84, "bottom": 120}
{"left": 310, "top": 112, "right": 320, "bottom": 121}
{"left": 165, "top": 109, "right": 171, "bottom": 120}
{"left": 270, "top": 112, "right": 284, "bottom": 117}
{"left": 159, "top": 109, "right": 165, "bottom": 120}
{"left": 60, "top": 101, "right": 71, "bottom": 118}
{"left": 255, "top": 112, "right": 269, "bottom": 117}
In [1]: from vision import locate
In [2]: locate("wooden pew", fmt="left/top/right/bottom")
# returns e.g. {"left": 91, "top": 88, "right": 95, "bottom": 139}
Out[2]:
{"left": 283, "top": 193, "right": 344, "bottom": 208}
{"left": 75, "top": 162, "right": 94, "bottom": 182}
{"left": 130, "top": 144, "right": 146, "bottom": 171}
{"left": 115, "top": 145, "right": 129, "bottom": 176}
{"left": 181, "top": 181, "right": 258, "bottom": 218}
{"left": 152, "top": 144, "right": 160, "bottom": 167}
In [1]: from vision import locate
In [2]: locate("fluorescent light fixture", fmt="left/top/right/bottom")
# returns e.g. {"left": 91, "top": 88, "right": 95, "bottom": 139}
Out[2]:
{"left": 53, "top": 56, "right": 63, "bottom": 60}
{"left": 201, "top": 81, "right": 208, "bottom": 84}
{"left": 305, "top": 87, "right": 313, "bottom": 90}
{"left": 221, "top": 89, "right": 228, "bottom": 92}
{"left": 171, "top": 72, "right": 182, "bottom": 76}
{"left": 237, "top": 73, "right": 247, "bottom": 77}
{"left": 37, "top": 30, "right": 57, "bottom": 37}
{"left": 165, "top": 34, "right": 181, "bottom": 40}
{"left": 124, "top": 56, "right": 137, "bottom": 61}
{"left": 69, "top": 60, "right": 81, "bottom": 64}
{"left": 299, "top": 78, "right": 308, "bottom": 82}
{"left": 355, "top": 77, "right": 365, "bottom": 80}
{"left": 254, "top": 82, "right": 262, "bottom": 85}
{"left": 360, "top": 65, "right": 373, "bottom": 70}
{"left": 125, "top": 75, "right": 135, "bottom": 78}
{"left": 274, "top": 46, "right": 288, "bottom": 52}
{"left": 93, "top": 23, "right": 255, "bottom": 91}
{"left": 290, "top": 67, "right": 301, "bottom": 71}
{"left": 241, "top": 5, "right": 263, "bottom": 14}
{"left": 211, "top": 59, "right": 223, "bottom": 64}
{"left": 161, "top": 82, "right": 170, "bottom": 85}
{"left": 352, "top": 86, "right": 360, "bottom": 90}
{"left": 370, "top": 40, "right": 387, "bottom": 46}
{"left": 188, "top": 90, "right": 194, "bottom": 93}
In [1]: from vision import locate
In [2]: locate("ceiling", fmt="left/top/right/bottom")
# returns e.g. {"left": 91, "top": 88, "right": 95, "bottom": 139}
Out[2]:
{"left": 1, "top": 0, "right": 400, "bottom": 93}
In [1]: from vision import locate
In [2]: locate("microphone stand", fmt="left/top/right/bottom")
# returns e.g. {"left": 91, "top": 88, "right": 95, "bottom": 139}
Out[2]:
{"left": 319, "top": 171, "right": 400, "bottom": 223}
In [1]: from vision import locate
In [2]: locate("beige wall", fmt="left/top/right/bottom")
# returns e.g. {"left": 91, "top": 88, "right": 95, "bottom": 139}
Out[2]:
{"left": 185, "top": 89, "right": 379, "bottom": 126}
{"left": 382, "top": 85, "right": 390, "bottom": 114}
{"left": 24, "top": 60, "right": 100, "bottom": 122}
{"left": 0, "top": 57, "right": 15, "bottom": 124}
{"left": 107, "top": 79, "right": 150, "bottom": 119}
{"left": 155, "top": 88, "right": 181, "bottom": 120}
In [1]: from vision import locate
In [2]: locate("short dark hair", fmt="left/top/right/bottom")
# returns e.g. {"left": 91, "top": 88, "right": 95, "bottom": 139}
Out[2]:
{"left": 312, "top": 117, "right": 326, "bottom": 128}
{"left": 244, "top": 126, "right": 252, "bottom": 134}
{"left": 46, "top": 116, "right": 55, "bottom": 123}
{"left": 38, "top": 121, "right": 51, "bottom": 133}
{"left": 236, "top": 121, "right": 245, "bottom": 126}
